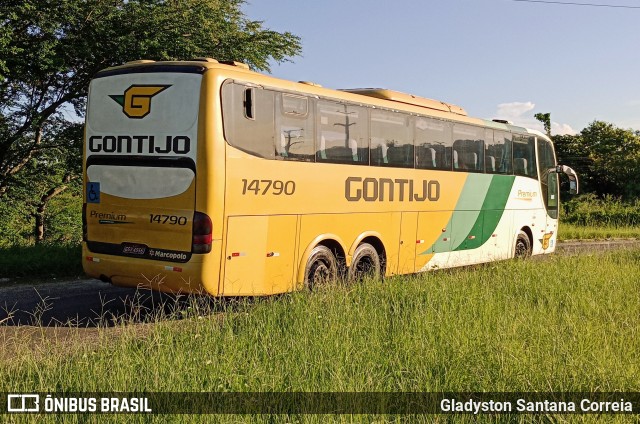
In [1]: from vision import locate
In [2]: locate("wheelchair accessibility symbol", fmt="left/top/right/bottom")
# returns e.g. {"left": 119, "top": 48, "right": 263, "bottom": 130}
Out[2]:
{"left": 87, "top": 182, "right": 100, "bottom": 204}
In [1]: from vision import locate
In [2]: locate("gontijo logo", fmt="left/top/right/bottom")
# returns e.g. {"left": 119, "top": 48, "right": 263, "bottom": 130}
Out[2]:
{"left": 109, "top": 85, "right": 171, "bottom": 119}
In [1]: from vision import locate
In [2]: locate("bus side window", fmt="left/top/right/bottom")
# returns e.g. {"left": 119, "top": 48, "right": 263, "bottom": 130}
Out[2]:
{"left": 415, "top": 117, "right": 452, "bottom": 170}
{"left": 276, "top": 93, "right": 315, "bottom": 161}
{"left": 370, "top": 109, "right": 413, "bottom": 168}
{"left": 513, "top": 158, "right": 528, "bottom": 175}
{"left": 244, "top": 88, "right": 255, "bottom": 119}
{"left": 453, "top": 124, "right": 484, "bottom": 172}
{"left": 485, "top": 130, "right": 512, "bottom": 174}
{"left": 222, "top": 82, "right": 275, "bottom": 159}
{"left": 317, "top": 100, "right": 368, "bottom": 165}
{"left": 513, "top": 134, "right": 538, "bottom": 178}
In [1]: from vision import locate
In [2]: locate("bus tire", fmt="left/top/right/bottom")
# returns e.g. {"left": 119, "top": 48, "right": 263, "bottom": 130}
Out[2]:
{"left": 514, "top": 230, "right": 532, "bottom": 259}
{"left": 304, "top": 245, "right": 338, "bottom": 290}
{"left": 348, "top": 243, "right": 381, "bottom": 282}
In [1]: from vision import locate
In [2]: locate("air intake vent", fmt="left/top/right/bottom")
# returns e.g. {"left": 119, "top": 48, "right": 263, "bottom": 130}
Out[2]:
{"left": 192, "top": 57, "right": 218, "bottom": 63}
{"left": 298, "top": 81, "right": 322, "bottom": 87}
{"left": 220, "top": 61, "right": 250, "bottom": 69}
{"left": 125, "top": 60, "right": 155, "bottom": 65}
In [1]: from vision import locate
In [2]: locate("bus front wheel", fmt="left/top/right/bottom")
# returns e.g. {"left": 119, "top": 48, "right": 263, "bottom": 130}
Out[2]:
{"left": 348, "top": 243, "right": 381, "bottom": 282}
{"left": 304, "top": 245, "right": 338, "bottom": 290}
{"left": 514, "top": 230, "right": 532, "bottom": 259}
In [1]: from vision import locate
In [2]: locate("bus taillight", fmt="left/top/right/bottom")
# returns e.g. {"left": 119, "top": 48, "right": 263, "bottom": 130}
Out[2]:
{"left": 192, "top": 211, "right": 212, "bottom": 254}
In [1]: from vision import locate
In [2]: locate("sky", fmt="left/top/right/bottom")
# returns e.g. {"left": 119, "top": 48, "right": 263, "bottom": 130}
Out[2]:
{"left": 242, "top": 0, "right": 640, "bottom": 135}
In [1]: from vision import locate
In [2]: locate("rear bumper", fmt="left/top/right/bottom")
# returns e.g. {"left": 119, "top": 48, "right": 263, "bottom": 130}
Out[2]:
{"left": 82, "top": 243, "right": 220, "bottom": 295}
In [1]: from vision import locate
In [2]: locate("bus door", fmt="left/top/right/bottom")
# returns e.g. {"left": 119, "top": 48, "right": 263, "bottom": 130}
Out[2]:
{"left": 537, "top": 137, "right": 560, "bottom": 251}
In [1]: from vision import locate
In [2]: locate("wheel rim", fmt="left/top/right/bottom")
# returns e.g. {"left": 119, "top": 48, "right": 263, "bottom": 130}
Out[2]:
{"left": 353, "top": 256, "right": 374, "bottom": 280}
{"left": 515, "top": 239, "right": 529, "bottom": 258}
{"left": 349, "top": 248, "right": 381, "bottom": 282}
{"left": 311, "top": 262, "right": 331, "bottom": 285}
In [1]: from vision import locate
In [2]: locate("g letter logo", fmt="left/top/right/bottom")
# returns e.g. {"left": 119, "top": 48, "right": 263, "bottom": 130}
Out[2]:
{"left": 109, "top": 85, "right": 171, "bottom": 119}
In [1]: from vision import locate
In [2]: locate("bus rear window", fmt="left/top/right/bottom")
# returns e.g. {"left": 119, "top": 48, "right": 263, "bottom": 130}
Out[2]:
{"left": 87, "top": 165, "right": 194, "bottom": 199}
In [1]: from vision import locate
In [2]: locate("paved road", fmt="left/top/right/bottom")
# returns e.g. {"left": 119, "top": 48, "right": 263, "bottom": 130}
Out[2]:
{"left": 1, "top": 240, "right": 638, "bottom": 327}
{"left": 556, "top": 239, "right": 640, "bottom": 254}
{"left": 0, "top": 279, "right": 199, "bottom": 327}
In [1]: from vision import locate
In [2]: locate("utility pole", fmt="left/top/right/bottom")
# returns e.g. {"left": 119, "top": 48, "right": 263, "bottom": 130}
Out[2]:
{"left": 333, "top": 104, "right": 357, "bottom": 148}
{"left": 282, "top": 128, "right": 304, "bottom": 153}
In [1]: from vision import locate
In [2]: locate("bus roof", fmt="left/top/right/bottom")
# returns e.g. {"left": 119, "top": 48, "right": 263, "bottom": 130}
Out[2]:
{"left": 341, "top": 88, "right": 467, "bottom": 117}
{"left": 96, "top": 58, "right": 545, "bottom": 138}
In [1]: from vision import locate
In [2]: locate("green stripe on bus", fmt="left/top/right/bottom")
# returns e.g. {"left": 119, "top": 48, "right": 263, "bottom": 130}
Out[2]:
{"left": 420, "top": 174, "right": 493, "bottom": 255}
{"left": 449, "top": 174, "right": 493, "bottom": 251}
{"left": 454, "top": 174, "right": 515, "bottom": 251}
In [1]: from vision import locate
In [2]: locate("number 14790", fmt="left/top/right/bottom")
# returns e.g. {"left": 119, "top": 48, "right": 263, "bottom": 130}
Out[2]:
{"left": 241, "top": 179, "right": 295, "bottom": 195}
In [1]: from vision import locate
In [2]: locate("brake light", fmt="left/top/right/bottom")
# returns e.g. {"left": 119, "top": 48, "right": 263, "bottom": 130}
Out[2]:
{"left": 192, "top": 211, "right": 212, "bottom": 254}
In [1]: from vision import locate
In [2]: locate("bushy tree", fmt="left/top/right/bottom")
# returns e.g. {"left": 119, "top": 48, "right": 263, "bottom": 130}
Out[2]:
{"left": 580, "top": 121, "right": 640, "bottom": 199}
{"left": 554, "top": 121, "right": 640, "bottom": 199}
{"left": 0, "top": 0, "right": 301, "bottom": 243}
{"left": 0, "top": 0, "right": 301, "bottom": 197}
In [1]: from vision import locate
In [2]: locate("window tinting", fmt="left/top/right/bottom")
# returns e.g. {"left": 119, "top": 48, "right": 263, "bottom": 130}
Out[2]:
{"left": 513, "top": 134, "right": 537, "bottom": 178}
{"left": 537, "top": 137, "right": 558, "bottom": 218}
{"left": 276, "top": 94, "right": 315, "bottom": 161}
{"left": 222, "top": 82, "right": 275, "bottom": 159}
{"left": 317, "top": 100, "right": 368, "bottom": 164}
{"left": 485, "top": 130, "right": 512, "bottom": 174}
{"left": 223, "top": 80, "right": 560, "bottom": 184}
{"left": 453, "top": 124, "right": 484, "bottom": 172}
{"left": 370, "top": 109, "right": 413, "bottom": 168}
{"left": 415, "top": 118, "right": 452, "bottom": 170}
{"left": 87, "top": 165, "right": 194, "bottom": 199}
{"left": 537, "top": 136, "right": 556, "bottom": 174}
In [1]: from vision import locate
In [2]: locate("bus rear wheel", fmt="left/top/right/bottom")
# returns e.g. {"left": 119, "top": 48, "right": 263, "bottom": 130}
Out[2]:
{"left": 304, "top": 245, "right": 338, "bottom": 290}
{"left": 514, "top": 230, "right": 532, "bottom": 259}
{"left": 348, "top": 243, "right": 381, "bottom": 282}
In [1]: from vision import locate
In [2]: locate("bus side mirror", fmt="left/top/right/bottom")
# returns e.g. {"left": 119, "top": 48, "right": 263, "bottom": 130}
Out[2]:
{"left": 556, "top": 164, "right": 579, "bottom": 195}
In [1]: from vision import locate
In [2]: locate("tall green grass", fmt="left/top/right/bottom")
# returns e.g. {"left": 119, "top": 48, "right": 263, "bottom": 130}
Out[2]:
{"left": 558, "top": 223, "right": 640, "bottom": 241}
{"left": 2, "top": 250, "right": 639, "bottom": 422}
{"left": 563, "top": 194, "right": 640, "bottom": 227}
{"left": 0, "top": 243, "right": 82, "bottom": 278}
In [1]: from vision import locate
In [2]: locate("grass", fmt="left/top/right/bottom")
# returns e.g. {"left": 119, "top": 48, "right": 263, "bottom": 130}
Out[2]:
{"left": 1, "top": 250, "right": 639, "bottom": 422}
{"left": 563, "top": 195, "right": 640, "bottom": 227}
{"left": 558, "top": 223, "right": 640, "bottom": 241}
{"left": 0, "top": 243, "right": 82, "bottom": 279}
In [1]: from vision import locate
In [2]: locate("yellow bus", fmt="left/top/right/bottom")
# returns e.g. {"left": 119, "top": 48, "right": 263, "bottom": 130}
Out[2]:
{"left": 82, "top": 58, "right": 578, "bottom": 295}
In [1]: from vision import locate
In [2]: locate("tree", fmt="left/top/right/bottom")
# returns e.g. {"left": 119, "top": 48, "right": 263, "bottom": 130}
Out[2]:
{"left": 534, "top": 112, "right": 551, "bottom": 139}
{"left": 553, "top": 133, "right": 590, "bottom": 193}
{"left": 0, "top": 0, "right": 302, "bottom": 197}
{"left": 554, "top": 121, "right": 640, "bottom": 199}
{"left": 579, "top": 121, "right": 640, "bottom": 199}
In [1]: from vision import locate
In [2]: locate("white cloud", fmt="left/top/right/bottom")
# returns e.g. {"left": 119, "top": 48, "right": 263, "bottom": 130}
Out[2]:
{"left": 551, "top": 123, "right": 577, "bottom": 136}
{"left": 492, "top": 101, "right": 577, "bottom": 136}
{"left": 496, "top": 102, "right": 535, "bottom": 122}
